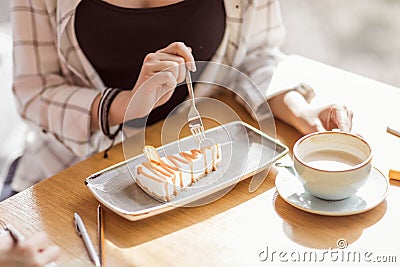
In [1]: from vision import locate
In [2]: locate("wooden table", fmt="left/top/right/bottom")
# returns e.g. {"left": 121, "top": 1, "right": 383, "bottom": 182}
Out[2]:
{"left": 1, "top": 56, "right": 400, "bottom": 266}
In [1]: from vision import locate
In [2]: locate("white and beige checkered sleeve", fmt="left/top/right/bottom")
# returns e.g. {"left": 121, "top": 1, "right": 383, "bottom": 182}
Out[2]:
{"left": 11, "top": 0, "right": 100, "bottom": 157}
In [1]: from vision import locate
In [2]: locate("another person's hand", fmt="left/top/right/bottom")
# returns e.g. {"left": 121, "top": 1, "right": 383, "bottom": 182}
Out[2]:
{"left": 0, "top": 232, "right": 60, "bottom": 267}
{"left": 125, "top": 42, "right": 196, "bottom": 119}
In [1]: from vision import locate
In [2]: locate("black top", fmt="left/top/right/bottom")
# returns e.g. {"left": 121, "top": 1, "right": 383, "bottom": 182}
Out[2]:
{"left": 75, "top": 0, "right": 226, "bottom": 126}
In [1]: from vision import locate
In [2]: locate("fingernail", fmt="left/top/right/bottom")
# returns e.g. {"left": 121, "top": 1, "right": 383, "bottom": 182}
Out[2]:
{"left": 191, "top": 62, "right": 197, "bottom": 72}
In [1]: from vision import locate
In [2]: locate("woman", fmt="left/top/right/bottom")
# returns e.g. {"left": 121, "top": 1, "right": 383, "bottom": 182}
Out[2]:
{"left": 4, "top": 0, "right": 352, "bottom": 198}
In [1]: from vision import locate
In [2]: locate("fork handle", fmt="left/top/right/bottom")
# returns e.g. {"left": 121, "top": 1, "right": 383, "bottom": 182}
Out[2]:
{"left": 186, "top": 70, "right": 196, "bottom": 106}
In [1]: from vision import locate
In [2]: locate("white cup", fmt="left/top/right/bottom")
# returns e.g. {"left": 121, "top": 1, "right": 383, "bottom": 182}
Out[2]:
{"left": 293, "top": 131, "right": 372, "bottom": 200}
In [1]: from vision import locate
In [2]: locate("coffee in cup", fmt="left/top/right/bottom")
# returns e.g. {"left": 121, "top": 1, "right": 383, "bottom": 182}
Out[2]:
{"left": 293, "top": 131, "right": 372, "bottom": 200}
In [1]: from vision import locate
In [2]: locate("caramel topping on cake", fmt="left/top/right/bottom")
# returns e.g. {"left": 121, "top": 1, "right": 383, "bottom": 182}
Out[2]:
{"left": 136, "top": 144, "right": 222, "bottom": 202}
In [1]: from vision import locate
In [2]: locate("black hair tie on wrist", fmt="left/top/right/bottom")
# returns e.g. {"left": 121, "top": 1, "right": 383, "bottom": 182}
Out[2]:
{"left": 98, "top": 87, "right": 124, "bottom": 158}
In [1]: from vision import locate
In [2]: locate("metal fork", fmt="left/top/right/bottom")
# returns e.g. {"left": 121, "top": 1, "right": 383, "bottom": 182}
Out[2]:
{"left": 186, "top": 69, "right": 206, "bottom": 145}
{"left": 0, "top": 219, "right": 23, "bottom": 244}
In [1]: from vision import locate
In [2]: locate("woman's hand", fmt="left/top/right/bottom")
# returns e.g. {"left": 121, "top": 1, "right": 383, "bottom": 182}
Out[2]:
{"left": 90, "top": 41, "right": 196, "bottom": 130}
{"left": 125, "top": 42, "right": 196, "bottom": 120}
{"left": 0, "top": 232, "right": 60, "bottom": 267}
{"left": 269, "top": 90, "right": 353, "bottom": 135}
{"left": 295, "top": 104, "right": 353, "bottom": 134}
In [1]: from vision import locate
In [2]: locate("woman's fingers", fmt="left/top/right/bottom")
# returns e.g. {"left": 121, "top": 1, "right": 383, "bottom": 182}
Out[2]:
{"left": 310, "top": 104, "right": 353, "bottom": 134}
{"left": 329, "top": 104, "right": 353, "bottom": 132}
{"left": 144, "top": 53, "right": 188, "bottom": 83}
{"left": 157, "top": 42, "right": 196, "bottom": 71}
{"left": 152, "top": 53, "right": 187, "bottom": 82}
{"left": 127, "top": 42, "right": 196, "bottom": 120}
{"left": 145, "top": 60, "right": 179, "bottom": 81}
{"left": 143, "top": 41, "right": 196, "bottom": 87}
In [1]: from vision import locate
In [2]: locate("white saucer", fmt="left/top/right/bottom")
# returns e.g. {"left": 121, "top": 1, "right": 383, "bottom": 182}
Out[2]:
{"left": 275, "top": 166, "right": 389, "bottom": 216}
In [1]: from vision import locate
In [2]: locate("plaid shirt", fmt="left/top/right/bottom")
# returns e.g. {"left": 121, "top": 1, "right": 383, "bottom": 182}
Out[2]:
{"left": 11, "top": 0, "right": 287, "bottom": 191}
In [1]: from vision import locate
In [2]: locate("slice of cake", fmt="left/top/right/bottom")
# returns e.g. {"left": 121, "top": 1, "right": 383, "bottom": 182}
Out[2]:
{"left": 135, "top": 145, "right": 222, "bottom": 202}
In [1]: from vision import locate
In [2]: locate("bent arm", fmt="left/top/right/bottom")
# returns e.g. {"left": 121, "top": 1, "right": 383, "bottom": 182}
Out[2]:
{"left": 12, "top": 0, "right": 102, "bottom": 157}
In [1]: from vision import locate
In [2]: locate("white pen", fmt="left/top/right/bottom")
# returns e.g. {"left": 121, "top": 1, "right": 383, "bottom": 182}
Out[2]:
{"left": 74, "top": 212, "right": 101, "bottom": 267}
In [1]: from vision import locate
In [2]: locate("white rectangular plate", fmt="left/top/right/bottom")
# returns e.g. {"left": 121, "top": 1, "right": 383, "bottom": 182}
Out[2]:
{"left": 86, "top": 121, "right": 288, "bottom": 221}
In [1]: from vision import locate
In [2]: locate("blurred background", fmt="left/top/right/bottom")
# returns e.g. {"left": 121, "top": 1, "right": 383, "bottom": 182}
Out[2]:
{"left": 280, "top": 0, "right": 400, "bottom": 87}
{"left": 0, "top": 0, "right": 399, "bottom": 173}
